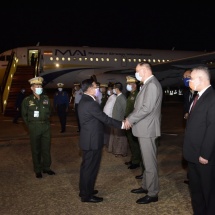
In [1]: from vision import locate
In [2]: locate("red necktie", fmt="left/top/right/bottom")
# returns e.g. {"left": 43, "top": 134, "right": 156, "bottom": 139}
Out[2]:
{"left": 190, "top": 94, "right": 199, "bottom": 112}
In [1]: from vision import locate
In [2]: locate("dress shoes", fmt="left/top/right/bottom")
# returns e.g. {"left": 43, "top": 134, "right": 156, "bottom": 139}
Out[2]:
{"left": 79, "top": 190, "right": 98, "bottom": 197}
{"left": 135, "top": 174, "right": 143, "bottom": 180}
{"left": 128, "top": 163, "right": 140, "bottom": 169}
{"left": 131, "top": 187, "right": 148, "bottom": 194}
{"left": 81, "top": 196, "right": 103, "bottom": 203}
{"left": 136, "top": 195, "right": 158, "bottom": 204}
{"left": 124, "top": 161, "right": 132, "bottom": 165}
{"left": 36, "top": 172, "right": 42, "bottom": 178}
{"left": 43, "top": 170, "right": 55, "bottom": 175}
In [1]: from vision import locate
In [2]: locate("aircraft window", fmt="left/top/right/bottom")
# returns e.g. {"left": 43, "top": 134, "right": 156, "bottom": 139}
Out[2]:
{"left": 101, "top": 58, "right": 104, "bottom": 62}
{"left": 62, "top": 57, "right": 65, "bottom": 61}
{"left": 106, "top": 58, "right": 109, "bottom": 62}
{"left": 79, "top": 58, "right": 82, "bottom": 61}
{"left": 162, "top": 60, "right": 165, "bottom": 62}
{"left": 96, "top": 58, "right": 99, "bottom": 62}
{"left": 133, "top": 59, "right": 137, "bottom": 62}
{"left": 138, "top": 59, "right": 141, "bottom": 62}
{"left": 143, "top": 59, "right": 146, "bottom": 62}
{"left": 128, "top": 59, "right": 131, "bottom": 62}
{"left": 148, "top": 59, "right": 151, "bottom": 62}
{"left": 73, "top": 57, "right": 76, "bottom": 61}
{"left": 85, "top": 58, "right": 88, "bottom": 61}
{"left": 56, "top": 57, "right": 59, "bottom": 61}
{"left": 158, "top": 59, "right": 161, "bottom": 63}
{"left": 153, "top": 59, "right": 156, "bottom": 63}
{"left": 56, "top": 63, "right": 60, "bottom": 67}
{"left": 122, "top": 58, "right": 126, "bottom": 62}
{"left": 114, "top": 58, "right": 117, "bottom": 62}
{"left": 50, "top": 57, "right": 53, "bottom": 61}
{"left": 68, "top": 57, "right": 71, "bottom": 61}
{"left": 90, "top": 58, "right": 93, "bottom": 61}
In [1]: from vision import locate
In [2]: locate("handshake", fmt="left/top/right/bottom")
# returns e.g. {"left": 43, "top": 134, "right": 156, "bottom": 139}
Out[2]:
{"left": 122, "top": 118, "right": 132, "bottom": 130}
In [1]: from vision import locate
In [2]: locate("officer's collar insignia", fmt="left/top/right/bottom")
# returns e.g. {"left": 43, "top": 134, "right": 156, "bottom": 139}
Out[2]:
{"left": 29, "top": 100, "right": 35, "bottom": 106}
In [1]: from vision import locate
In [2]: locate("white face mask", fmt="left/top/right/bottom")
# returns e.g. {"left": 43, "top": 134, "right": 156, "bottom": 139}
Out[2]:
{"left": 107, "top": 90, "right": 111, "bottom": 96}
{"left": 126, "top": 84, "right": 132, "bottom": 91}
{"left": 113, "top": 89, "right": 117, "bottom": 94}
{"left": 95, "top": 88, "right": 99, "bottom": 97}
{"left": 35, "top": 87, "right": 43, "bottom": 95}
{"left": 135, "top": 72, "right": 142, "bottom": 81}
{"left": 58, "top": 88, "right": 63, "bottom": 91}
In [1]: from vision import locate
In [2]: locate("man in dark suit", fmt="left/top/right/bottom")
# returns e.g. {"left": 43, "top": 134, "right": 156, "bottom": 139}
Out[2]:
{"left": 183, "top": 66, "right": 215, "bottom": 215}
{"left": 78, "top": 78, "right": 124, "bottom": 203}
{"left": 124, "top": 62, "right": 163, "bottom": 204}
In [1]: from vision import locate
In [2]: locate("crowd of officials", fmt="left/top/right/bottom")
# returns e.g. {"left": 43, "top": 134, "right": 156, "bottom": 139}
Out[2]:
{"left": 12, "top": 62, "right": 215, "bottom": 214}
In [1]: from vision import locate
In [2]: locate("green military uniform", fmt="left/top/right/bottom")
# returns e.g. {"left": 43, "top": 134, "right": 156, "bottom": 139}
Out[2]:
{"left": 22, "top": 93, "right": 52, "bottom": 173}
{"left": 125, "top": 89, "right": 143, "bottom": 167}
{"left": 100, "top": 93, "right": 108, "bottom": 110}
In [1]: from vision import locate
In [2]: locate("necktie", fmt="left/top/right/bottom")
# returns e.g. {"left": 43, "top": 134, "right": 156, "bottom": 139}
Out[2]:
{"left": 190, "top": 94, "right": 199, "bottom": 112}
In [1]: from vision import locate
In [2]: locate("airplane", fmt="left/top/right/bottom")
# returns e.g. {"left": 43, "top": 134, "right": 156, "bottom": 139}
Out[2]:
{"left": 1, "top": 45, "right": 215, "bottom": 90}
{"left": 1, "top": 45, "right": 215, "bottom": 116}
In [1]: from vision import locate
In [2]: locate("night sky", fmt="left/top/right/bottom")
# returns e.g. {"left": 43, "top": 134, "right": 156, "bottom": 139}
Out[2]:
{"left": 1, "top": 3, "right": 215, "bottom": 54}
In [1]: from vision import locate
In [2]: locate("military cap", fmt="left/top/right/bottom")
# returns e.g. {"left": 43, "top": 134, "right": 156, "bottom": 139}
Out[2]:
{"left": 28, "top": 77, "right": 43, "bottom": 85}
{"left": 57, "top": 83, "right": 64, "bottom": 87}
{"left": 126, "top": 76, "right": 137, "bottom": 83}
{"left": 100, "top": 83, "right": 108, "bottom": 88}
{"left": 74, "top": 82, "right": 80, "bottom": 86}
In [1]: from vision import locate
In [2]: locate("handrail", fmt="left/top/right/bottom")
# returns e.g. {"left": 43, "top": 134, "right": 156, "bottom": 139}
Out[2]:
{"left": 0, "top": 51, "right": 15, "bottom": 113}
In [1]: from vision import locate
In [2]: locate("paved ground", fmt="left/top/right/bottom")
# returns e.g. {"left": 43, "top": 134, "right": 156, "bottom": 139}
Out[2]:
{"left": 0, "top": 101, "right": 193, "bottom": 215}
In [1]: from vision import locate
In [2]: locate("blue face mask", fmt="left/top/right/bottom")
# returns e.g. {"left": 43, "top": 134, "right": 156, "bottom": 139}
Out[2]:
{"left": 126, "top": 84, "right": 132, "bottom": 91}
{"left": 35, "top": 87, "right": 43, "bottom": 95}
{"left": 135, "top": 72, "right": 142, "bottom": 82}
{"left": 183, "top": 78, "right": 190, "bottom": 87}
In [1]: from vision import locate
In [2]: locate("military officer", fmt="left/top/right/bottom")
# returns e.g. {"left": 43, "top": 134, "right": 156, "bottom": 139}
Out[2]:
{"left": 124, "top": 76, "right": 144, "bottom": 174}
{"left": 22, "top": 77, "right": 55, "bottom": 178}
{"left": 100, "top": 83, "right": 108, "bottom": 110}
{"left": 53, "top": 83, "right": 70, "bottom": 133}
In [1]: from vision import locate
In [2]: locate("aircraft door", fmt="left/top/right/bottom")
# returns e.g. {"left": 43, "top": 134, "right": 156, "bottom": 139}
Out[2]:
{"left": 28, "top": 49, "right": 39, "bottom": 66}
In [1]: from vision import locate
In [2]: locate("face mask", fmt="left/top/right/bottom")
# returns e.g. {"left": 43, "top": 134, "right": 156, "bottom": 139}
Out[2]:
{"left": 107, "top": 90, "right": 111, "bottom": 96}
{"left": 139, "top": 86, "right": 142, "bottom": 91}
{"left": 183, "top": 78, "right": 190, "bottom": 87}
{"left": 126, "top": 84, "right": 132, "bottom": 91}
{"left": 35, "top": 87, "right": 43, "bottom": 95}
{"left": 113, "top": 89, "right": 117, "bottom": 94}
{"left": 135, "top": 72, "right": 142, "bottom": 81}
{"left": 58, "top": 88, "right": 63, "bottom": 91}
{"left": 189, "top": 79, "right": 199, "bottom": 91}
{"left": 95, "top": 88, "right": 99, "bottom": 97}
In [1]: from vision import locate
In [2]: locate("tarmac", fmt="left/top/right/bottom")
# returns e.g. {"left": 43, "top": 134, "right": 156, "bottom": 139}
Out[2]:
{"left": 0, "top": 100, "right": 194, "bottom": 215}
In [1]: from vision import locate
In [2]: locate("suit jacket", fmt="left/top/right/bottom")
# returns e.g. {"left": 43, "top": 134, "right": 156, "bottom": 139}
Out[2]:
{"left": 78, "top": 94, "right": 122, "bottom": 150}
{"left": 183, "top": 86, "right": 215, "bottom": 165}
{"left": 127, "top": 76, "right": 163, "bottom": 138}
{"left": 112, "top": 93, "right": 127, "bottom": 120}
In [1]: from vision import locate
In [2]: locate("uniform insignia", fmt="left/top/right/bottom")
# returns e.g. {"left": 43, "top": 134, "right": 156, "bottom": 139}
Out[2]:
{"left": 43, "top": 100, "right": 49, "bottom": 105}
{"left": 29, "top": 100, "right": 35, "bottom": 106}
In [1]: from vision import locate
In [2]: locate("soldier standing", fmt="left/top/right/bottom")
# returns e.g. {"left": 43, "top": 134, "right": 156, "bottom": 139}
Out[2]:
{"left": 54, "top": 83, "right": 70, "bottom": 133}
{"left": 22, "top": 77, "right": 55, "bottom": 178}
{"left": 100, "top": 83, "right": 108, "bottom": 110}
{"left": 124, "top": 76, "right": 144, "bottom": 176}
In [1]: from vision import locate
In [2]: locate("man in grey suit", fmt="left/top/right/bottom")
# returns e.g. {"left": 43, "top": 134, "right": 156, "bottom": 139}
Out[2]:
{"left": 183, "top": 66, "right": 215, "bottom": 215}
{"left": 124, "top": 62, "right": 163, "bottom": 204}
{"left": 78, "top": 78, "right": 124, "bottom": 203}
